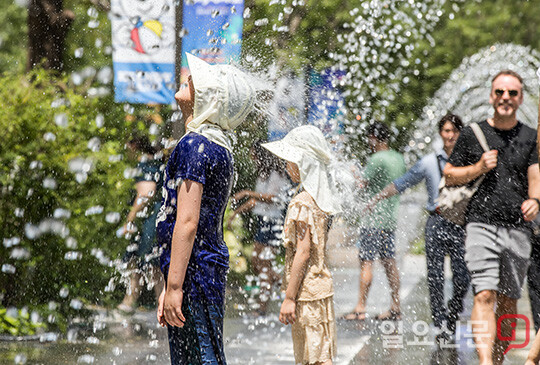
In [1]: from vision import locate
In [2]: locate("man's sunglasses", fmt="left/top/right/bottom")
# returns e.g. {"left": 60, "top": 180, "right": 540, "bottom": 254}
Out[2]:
{"left": 494, "top": 88, "right": 519, "bottom": 97}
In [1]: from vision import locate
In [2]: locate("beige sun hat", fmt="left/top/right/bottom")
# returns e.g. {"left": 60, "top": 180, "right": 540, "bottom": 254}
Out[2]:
{"left": 262, "top": 125, "right": 342, "bottom": 215}
{"left": 184, "top": 53, "right": 257, "bottom": 150}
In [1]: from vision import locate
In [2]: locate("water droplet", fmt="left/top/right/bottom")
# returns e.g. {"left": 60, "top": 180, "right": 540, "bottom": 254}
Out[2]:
{"left": 85, "top": 206, "right": 104, "bottom": 216}
{"left": 87, "top": 6, "right": 98, "bottom": 18}
{"left": 1, "top": 264, "right": 16, "bottom": 274}
{"left": 29, "top": 160, "right": 43, "bottom": 169}
{"left": 70, "top": 299, "right": 83, "bottom": 310}
{"left": 53, "top": 208, "right": 71, "bottom": 219}
{"left": 149, "top": 123, "right": 159, "bottom": 135}
{"left": 51, "top": 98, "right": 69, "bottom": 108}
{"left": 43, "top": 132, "right": 56, "bottom": 141}
{"left": 67, "top": 328, "right": 78, "bottom": 343}
{"left": 95, "top": 114, "right": 105, "bottom": 128}
{"left": 10, "top": 248, "right": 30, "bottom": 260}
{"left": 64, "top": 251, "right": 82, "bottom": 261}
{"left": 97, "top": 67, "right": 112, "bottom": 84}
{"left": 86, "top": 336, "right": 100, "bottom": 344}
{"left": 105, "top": 212, "right": 121, "bottom": 224}
{"left": 254, "top": 18, "right": 269, "bottom": 26}
{"left": 77, "top": 354, "right": 94, "bottom": 363}
{"left": 40, "top": 332, "right": 58, "bottom": 342}
{"left": 75, "top": 172, "right": 88, "bottom": 184}
{"left": 3, "top": 237, "right": 20, "bottom": 248}
{"left": 43, "top": 177, "right": 57, "bottom": 190}
{"left": 66, "top": 237, "right": 78, "bottom": 249}
{"left": 54, "top": 113, "right": 68, "bottom": 127}
{"left": 14, "top": 353, "right": 27, "bottom": 364}
{"left": 25, "top": 223, "right": 40, "bottom": 239}
{"left": 74, "top": 48, "right": 84, "bottom": 58}
{"left": 87, "top": 137, "right": 101, "bottom": 152}
{"left": 179, "top": 27, "right": 189, "bottom": 38}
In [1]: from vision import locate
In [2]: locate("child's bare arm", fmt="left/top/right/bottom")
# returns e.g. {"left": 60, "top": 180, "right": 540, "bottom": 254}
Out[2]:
{"left": 526, "top": 328, "right": 540, "bottom": 365}
{"left": 279, "top": 221, "right": 310, "bottom": 325}
{"left": 163, "top": 180, "right": 203, "bottom": 328}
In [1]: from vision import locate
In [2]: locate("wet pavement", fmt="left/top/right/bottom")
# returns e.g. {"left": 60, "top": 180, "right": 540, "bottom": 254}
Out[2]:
{"left": 2, "top": 251, "right": 535, "bottom": 364}
{"left": 1, "top": 253, "right": 536, "bottom": 364}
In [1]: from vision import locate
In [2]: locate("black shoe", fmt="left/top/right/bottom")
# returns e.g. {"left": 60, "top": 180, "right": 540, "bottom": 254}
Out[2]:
{"left": 435, "top": 330, "right": 455, "bottom": 346}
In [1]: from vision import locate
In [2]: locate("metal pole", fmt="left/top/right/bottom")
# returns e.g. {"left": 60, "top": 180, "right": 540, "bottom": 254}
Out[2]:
{"left": 172, "top": 0, "right": 185, "bottom": 139}
{"left": 537, "top": 67, "right": 540, "bottom": 167}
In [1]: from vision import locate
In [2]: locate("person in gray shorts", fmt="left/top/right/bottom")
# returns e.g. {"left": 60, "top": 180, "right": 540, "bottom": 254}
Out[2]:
{"left": 444, "top": 70, "right": 540, "bottom": 364}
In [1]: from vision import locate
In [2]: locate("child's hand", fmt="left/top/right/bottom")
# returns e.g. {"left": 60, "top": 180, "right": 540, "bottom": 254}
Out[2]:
{"left": 279, "top": 298, "right": 297, "bottom": 325}
{"left": 164, "top": 288, "right": 186, "bottom": 327}
{"left": 157, "top": 288, "right": 166, "bottom": 327}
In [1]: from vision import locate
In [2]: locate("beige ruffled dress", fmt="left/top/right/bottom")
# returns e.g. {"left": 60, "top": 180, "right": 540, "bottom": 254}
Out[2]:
{"left": 282, "top": 191, "right": 337, "bottom": 365}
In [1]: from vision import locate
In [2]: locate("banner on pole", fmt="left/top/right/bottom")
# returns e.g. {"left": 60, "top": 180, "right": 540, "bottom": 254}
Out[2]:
{"left": 307, "top": 69, "right": 346, "bottom": 136}
{"left": 180, "top": 0, "right": 244, "bottom": 82}
{"left": 111, "top": 0, "right": 176, "bottom": 104}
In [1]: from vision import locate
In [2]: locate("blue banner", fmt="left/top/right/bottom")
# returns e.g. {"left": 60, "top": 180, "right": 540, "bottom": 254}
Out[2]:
{"left": 180, "top": 0, "right": 244, "bottom": 82}
{"left": 307, "top": 69, "right": 346, "bottom": 136}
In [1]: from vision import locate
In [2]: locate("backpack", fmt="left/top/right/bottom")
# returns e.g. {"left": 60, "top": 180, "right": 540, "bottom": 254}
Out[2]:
{"left": 436, "top": 123, "right": 490, "bottom": 226}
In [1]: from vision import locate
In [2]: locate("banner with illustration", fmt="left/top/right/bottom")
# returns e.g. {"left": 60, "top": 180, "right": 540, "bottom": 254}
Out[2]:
{"left": 111, "top": 0, "right": 176, "bottom": 104}
{"left": 180, "top": 0, "right": 244, "bottom": 82}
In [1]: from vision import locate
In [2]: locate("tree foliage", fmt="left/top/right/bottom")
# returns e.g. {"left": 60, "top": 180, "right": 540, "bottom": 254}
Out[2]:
{"left": 0, "top": 69, "right": 160, "bottom": 333}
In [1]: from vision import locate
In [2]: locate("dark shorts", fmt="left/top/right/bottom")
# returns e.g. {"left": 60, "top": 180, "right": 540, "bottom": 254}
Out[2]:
{"left": 254, "top": 215, "right": 283, "bottom": 247}
{"left": 465, "top": 223, "right": 531, "bottom": 299}
{"left": 357, "top": 228, "right": 396, "bottom": 261}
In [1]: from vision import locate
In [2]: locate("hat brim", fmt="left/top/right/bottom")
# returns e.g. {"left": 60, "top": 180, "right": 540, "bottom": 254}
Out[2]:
{"left": 185, "top": 53, "right": 218, "bottom": 91}
{"left": 261, "top": 140, "right": 302, "bottom": 164}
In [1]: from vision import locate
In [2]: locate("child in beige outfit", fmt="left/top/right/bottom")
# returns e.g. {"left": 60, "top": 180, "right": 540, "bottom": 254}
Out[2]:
{"left": 263, "top": 125, "right": 340, "bottom": 365}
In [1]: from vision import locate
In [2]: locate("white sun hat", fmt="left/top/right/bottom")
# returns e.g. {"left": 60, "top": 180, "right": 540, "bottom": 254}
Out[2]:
{"left": 184, "top": 53, "right": 257, "bottom": 150}
{"left": 262, "top": 125, "right": 342, "bottom": 215}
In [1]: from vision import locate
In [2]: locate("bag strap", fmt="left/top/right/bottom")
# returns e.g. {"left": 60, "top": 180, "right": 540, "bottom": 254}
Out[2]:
{"left": 435, "top": 154, "right": 444, "bottom": 179}
{"left": 470, "top": 122, "right": 490, "bottom": 152}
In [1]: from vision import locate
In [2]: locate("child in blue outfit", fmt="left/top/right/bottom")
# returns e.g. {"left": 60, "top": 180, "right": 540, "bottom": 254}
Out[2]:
{"left": 155, "top": 53, "right": 258, "bottom": 364}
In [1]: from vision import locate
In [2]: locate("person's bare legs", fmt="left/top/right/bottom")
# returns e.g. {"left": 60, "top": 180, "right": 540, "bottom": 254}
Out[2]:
{"left": 493, "top": 294, "right": 518, "bottom": 365}
{"left": 345, "top": 260, "right": 373, "bottom": 320}
{"left": 151, "top": 265, "right": 164, "bottom": 302}
{"left": 471, "top": 290, "right": 497, "bottom": 365}
{"left": 119, "top": 260, "right": 142, "bottom": 310}
{"left": 381, "top": 257, "right": 401, "bottom": 316}
{"left": 251, "top": 241, "right": 278, "bottom": 314}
